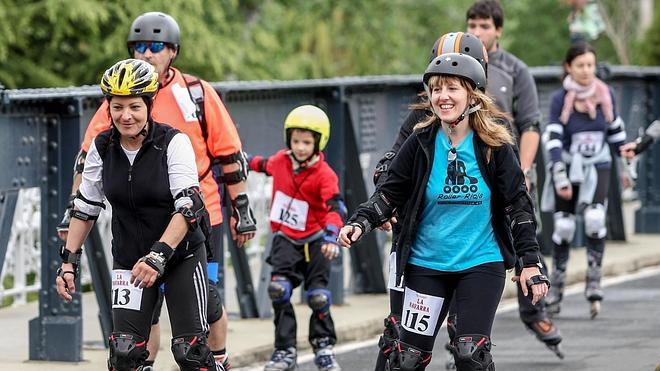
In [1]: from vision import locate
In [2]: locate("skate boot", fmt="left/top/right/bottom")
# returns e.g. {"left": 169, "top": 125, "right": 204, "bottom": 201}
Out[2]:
{"left": 585, "top": 266, "right": 603, "bottom": 319}
{"left": 264, "top": 347, "right": 297, "bottom": 371}
{"left": 545, "top": 270, "right": 566, "bottom": 316}
{"left": 213, "top": 353, "right": 231, "bottom": 370}
{"left": 523, "top": 317, "right": 564, "bottom": 359}
{"left": 312, "top": 337, "right": 340, "bottom": 371}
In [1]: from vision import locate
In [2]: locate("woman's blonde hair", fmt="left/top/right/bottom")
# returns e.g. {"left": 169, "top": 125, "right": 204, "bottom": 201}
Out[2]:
{"left": 413, "top": 75, "right": 514, "bottom": 152}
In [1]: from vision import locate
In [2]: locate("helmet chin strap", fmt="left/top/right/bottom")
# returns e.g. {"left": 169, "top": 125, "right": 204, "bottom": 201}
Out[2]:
{"left": 442, "top": 103, "right": 481, "bottom": 133}
{"left": 130, "top": 123, "right": 149, "bottom": 140}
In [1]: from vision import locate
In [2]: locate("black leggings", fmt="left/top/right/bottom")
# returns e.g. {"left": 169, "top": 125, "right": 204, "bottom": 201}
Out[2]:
{"left": 112, "top": 245, "right": 209, "bottom": 340}
{"left": 400, "top": 262, "right": 505, "bottom": 352}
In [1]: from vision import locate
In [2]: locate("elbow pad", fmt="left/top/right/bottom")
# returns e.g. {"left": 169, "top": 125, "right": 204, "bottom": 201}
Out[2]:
{"left": 216, "top": 151, "right": 249, "bottom": 185}
{"left": 174, "top": 187, "right": 207, "bottom": 231}
{"left": 373, "top": 151, "right": 396, "bottom": 186}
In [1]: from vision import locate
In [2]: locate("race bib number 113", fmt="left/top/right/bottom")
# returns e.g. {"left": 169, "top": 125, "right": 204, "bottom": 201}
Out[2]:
{"left": 111, "top": 269, "right": 143, "bottom": 311}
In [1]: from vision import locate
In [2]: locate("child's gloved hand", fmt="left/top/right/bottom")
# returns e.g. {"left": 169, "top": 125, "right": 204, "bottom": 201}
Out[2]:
{"left": 321, "top": 225, "right": 341, "bottom": 260}
{"left": 321, "top": 243, "right": 340, "bottom": 260}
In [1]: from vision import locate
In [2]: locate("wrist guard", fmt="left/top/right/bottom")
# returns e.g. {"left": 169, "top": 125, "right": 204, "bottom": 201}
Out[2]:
{"left": 139, "top": 241, "right": 174, "bottom": 278}
{"left": 526, "top": 274, "right": 551, "bottom": 289}
{"left": 60, "top": 245, "right": 83, "bottom": 274}
{"left": 323, "top": 224, "right": 340, "bottom": 245}
{"left": 232, "top": 193, "right": 257, "bottom": 234}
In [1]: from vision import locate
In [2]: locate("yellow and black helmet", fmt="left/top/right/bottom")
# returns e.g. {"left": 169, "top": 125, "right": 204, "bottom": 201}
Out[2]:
{"left": 100, "top": 59, "right": 159, "bottom": 98}
{"left": 284, "top": 105, "right": 331, "bottom": 152}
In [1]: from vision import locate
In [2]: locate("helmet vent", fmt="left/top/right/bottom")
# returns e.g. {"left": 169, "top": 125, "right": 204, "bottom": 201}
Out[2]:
{"left": 154, "top": 28, "right": 162, "bottom": 34}
{"left": 118, "top": 68, "right": 126, "bottom": 86}
{"left": 452, "top": 61, "right": 458, "bottom": 66}
{"left": 464, "top": 47, "right": 471, "bottom": 52}
{"left": 134, "top": 28, "right": 141, "bottom": 33}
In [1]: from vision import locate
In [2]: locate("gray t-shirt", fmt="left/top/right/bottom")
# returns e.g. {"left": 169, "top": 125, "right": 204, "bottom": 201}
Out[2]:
{"left": 486, "top": 48, "right": 541, "bottom": 140}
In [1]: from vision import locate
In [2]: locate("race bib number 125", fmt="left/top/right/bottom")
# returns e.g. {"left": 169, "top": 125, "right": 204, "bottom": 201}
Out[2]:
{"left": 269, "top": 191, "right": 309, "bottom": 231}
{"left": 111, "top": 269, "right": 143, "bottom": 311}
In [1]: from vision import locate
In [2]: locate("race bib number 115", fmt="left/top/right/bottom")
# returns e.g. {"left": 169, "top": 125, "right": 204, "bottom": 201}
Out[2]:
{"left": 401, "top": 287, "right": 444, "bottom": 336}
{"left": 111, "top": 269, "right": 143, "bottom": 311}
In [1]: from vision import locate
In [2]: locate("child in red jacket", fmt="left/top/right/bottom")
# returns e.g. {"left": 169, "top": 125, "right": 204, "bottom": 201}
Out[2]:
{"left": 249, "top": 105, "right": 346, "bottom": 371}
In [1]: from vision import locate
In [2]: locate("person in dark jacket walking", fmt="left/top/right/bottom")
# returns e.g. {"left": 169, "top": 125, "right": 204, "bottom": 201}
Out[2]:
{"left": 56, "top": 59, "right": 219, "bottom": 371}
{"left": 338, "top": 53, "right": 548, "bottom": 371}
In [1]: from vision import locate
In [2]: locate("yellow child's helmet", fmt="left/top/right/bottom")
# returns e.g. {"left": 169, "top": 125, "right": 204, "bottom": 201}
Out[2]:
{"left": 100, "top": 59, "right": 159, "bottom": 98}
{"left": 284, "top": 105, "right": 331, "bottom": 152}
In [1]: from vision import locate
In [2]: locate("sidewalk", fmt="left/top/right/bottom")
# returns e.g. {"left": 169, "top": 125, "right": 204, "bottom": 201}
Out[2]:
{"left": 3, "top": 215, "right": 660, "bottom": 370}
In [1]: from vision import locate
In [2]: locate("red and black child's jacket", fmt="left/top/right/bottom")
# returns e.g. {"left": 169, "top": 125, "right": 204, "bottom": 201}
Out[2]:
{"left": 249, "top": 150, "right": 345, "bottom": 241}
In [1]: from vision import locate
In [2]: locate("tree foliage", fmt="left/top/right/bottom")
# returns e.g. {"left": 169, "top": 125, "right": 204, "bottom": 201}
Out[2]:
{"left": 0, "top": 0, "right": 655, "bottom": 89}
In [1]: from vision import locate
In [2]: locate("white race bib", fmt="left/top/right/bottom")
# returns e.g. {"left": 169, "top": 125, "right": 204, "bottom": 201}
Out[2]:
{"left": 387, "top": 252, "right": 404, "bottom": 292}
{"left": 111, "top": 269, "right": 144, "bottom": 311}
{"left": 570, "top": 131, "right": 604, "bottom": 157}
{"left": 401, "top": 287, "right": 444, "bottom": 336}
{"left": 171, "top": 82, "right": 199, "bottom": 122}
{"left": 269, "top": 190, "right": 309, "bottom": 231}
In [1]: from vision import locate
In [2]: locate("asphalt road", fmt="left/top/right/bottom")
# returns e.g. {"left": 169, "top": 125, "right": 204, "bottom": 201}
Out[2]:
{"left": 292, "top": 267, "right": 660, "bottom": 371}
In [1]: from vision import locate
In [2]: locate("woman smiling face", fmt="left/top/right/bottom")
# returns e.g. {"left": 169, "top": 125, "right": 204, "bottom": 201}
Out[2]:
{"left": 429, "top": 75, "right": 470, "bottom": 123}
{"left": 109, "top": 96, "right": 148, "bottom": 138}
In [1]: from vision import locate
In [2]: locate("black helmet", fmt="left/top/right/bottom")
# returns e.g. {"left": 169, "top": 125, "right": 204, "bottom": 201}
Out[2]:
{"left": 429, "top": 32, "right": 488, "bottom": 76}
{"left": 423, "top": 53, "right": 487, "bottom": 96}
{"left": 127, "top": 12, "right": 180, "bottom": 56}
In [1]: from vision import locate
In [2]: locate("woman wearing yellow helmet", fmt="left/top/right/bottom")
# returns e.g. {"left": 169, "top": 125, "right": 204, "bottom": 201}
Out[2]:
{"left": 57, "top": 59, "right": 219, "bottom": 370}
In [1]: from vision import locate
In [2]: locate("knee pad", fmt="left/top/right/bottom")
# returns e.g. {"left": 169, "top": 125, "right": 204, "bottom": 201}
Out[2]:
{"left": 171, "top": 335, "right": 215, "bottom": 371}
{"left": 552, "top": 212, "right": 576, "bottom": 245}
{"left": 452, "top": 334, "right": 495, "bottom": 371}
{"left": 387, "top": 340, "right": 432, "bottom": 371}
{"left": 268, "top": 275, "right": 292, "bottom": 305}
{"left": 307, "top": 288, "right": 332, "bottom": 317}
{"left": 584, "top": 203, "right": 607, "bottom": 239}
{"left": 107, "top": 333, "right": 148, "bottom": 371}
{"left": 378, "top": 314, "right": 401, "bottom": 356}
{"left": 207, "top": 282, "right": 224, "bottom": 323}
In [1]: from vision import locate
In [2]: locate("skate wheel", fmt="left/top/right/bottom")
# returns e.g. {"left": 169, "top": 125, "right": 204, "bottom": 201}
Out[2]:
{"left": 590, "top": 301, "right": 600, "bottom": 319}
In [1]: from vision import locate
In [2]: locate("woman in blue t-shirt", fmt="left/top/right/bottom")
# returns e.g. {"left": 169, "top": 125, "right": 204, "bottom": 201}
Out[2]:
{"left": 540, "top": 42, "right": 626, "bottom": 319}
{"left": 337, "top": 53, "right": 548, "bottom": 371}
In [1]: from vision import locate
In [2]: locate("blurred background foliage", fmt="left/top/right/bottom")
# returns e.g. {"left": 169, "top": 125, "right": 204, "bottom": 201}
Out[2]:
{"left": 0, "top": 0, "right": 657, "bottom": 89}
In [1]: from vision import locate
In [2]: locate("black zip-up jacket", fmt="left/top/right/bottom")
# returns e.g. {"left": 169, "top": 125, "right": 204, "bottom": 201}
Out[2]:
{"left": 352, "top": 123, "right": 540, "bottom": 287}
{"left": 96, "top": 122, "right": 204, "bottom": 269}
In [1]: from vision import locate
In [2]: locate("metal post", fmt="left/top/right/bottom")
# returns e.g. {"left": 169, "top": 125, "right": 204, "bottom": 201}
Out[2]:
{"left": 30, "top": 111, "right": 83, "bottom": 361}
{"left": 323, "top": 89, "right": 347, "bottom": 304}
{"left": 635, "top": 77, "right": 660, "bottom": 233}
{"left": 342, "top": 101, "right": 386, "bottom": 294}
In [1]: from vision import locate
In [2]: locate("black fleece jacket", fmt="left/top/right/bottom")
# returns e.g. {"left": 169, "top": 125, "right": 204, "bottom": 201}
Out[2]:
{"left": 351, "top": 122, "right": 541, "bottom": 287}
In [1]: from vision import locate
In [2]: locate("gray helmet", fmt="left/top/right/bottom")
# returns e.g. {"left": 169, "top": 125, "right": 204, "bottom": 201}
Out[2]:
{"left": 429, "top": 32, "right": 488, "bottom": 77}
{"left": 423, "top": 53, "right": 487, "bottom": 96}
{"left": 127, "top": 12, "right": 180, "bottom": 55}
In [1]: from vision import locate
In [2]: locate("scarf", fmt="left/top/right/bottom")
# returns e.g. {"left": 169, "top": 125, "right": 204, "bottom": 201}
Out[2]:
{"left": 560, "top": 75, "right": 614, "bottom": 125}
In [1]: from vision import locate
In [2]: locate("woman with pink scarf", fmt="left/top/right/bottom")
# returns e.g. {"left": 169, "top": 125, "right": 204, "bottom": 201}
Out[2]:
{"left": 540, "top": 42, "right": 626, "bottom": 319}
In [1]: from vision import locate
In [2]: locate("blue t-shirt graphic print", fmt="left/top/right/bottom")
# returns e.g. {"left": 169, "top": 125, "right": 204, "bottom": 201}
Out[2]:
{"left": 410, "top": 130, "right": 503, "bottom": 272}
